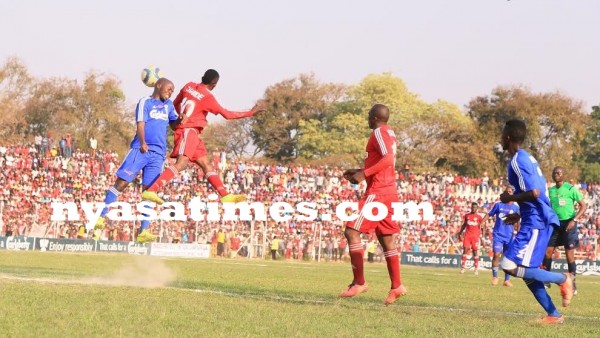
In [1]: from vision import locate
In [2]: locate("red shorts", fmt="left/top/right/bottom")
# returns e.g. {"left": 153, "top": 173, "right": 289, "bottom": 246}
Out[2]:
{"left": 347, "top": 194, "right": 400, "bottom": 236}
{"left": 170, "top": 128, "right": 207, "bottom": 162}
{"left": 463, "top": 234, "right": 479, "bottom": 253}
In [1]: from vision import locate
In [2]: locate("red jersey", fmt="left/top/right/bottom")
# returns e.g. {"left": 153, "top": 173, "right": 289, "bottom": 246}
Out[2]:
{"left": 362, "top": 125, "right": 397, "bottom": 195}
{"left": 463, "top": 213, "right": 483, "bottom": 236}
{"left": 173, "top": 82, "right": 254, "bottom": 130}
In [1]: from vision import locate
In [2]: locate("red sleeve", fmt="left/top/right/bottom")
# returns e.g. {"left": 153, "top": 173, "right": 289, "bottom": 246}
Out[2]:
{"left": 173, "top": 89, "right": 184, "bottom": 114}
{"left": 363, "top": 128, "right": 395, "bottom": 177}
{"left": 205, "top": 95, "right": 254, "bottom": 120}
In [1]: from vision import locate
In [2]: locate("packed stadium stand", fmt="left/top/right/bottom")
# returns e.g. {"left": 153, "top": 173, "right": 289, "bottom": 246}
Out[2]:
{"left": 0, "top": 141, "right": 598, "bottom": 261}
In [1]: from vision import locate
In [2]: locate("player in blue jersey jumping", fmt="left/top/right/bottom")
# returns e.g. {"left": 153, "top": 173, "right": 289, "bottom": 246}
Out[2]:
{"left": 498, "top": 119, "right": 574, "bottom": 324}
{"left": 94, "top": 78, "right": 179, "bottom": 243}
{"left": 480, "top": 185, "right": 520, "bottom": 287}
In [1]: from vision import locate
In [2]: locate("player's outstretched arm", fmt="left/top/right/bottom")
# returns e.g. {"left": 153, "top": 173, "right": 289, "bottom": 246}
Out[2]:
{"left": 208, "top": 96, "right": 258, "bottom": 120}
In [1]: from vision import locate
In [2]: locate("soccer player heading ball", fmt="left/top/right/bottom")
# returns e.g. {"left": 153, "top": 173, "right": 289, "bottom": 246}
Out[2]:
{"left": 95, "top": 78, "right": 178, "bottom": 242}
{"left": 142, "top": 69, "right": 265, "bottom": 205}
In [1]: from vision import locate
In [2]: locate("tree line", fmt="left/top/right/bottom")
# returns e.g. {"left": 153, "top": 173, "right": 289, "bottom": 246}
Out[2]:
{"left": 2, "top": 56, "right": 599, "bottom": 181}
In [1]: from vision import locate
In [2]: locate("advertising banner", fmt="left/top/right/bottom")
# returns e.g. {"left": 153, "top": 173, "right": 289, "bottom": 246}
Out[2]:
{"left": 150, "top": 243, "right": 210, "bottom": 259}
{"left": 401, "top": 252, "right": 600, "bottom": 275}
{"left": 0, "top": 236, "right": 36, "bottom": 251}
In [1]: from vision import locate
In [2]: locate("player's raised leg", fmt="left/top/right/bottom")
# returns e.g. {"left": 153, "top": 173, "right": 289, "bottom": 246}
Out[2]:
{"left": 194, "top": 155, "right": 246, "bottom": 203}
{"left": 96, "top": 149, "right": 149, "bottom": 230}
{"left": 502, "top": 226, "right": 574, "bottom": 317}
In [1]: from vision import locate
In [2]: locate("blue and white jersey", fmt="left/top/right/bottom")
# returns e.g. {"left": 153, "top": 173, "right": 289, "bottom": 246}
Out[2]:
{"left": 130, "top": 97, "right": 178, "bottom": 155}
{"left": 488, "top": 201, "right": 520, "bottom": 240}
{"left": 507, "top": 149, "right": 559, "bottom": 229}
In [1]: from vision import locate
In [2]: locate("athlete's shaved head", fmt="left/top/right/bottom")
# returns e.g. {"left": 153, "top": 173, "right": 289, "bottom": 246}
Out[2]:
{"left": 371, "top": 104, "right": 390, "bottom": 121}
{"left": 153, "top": 78, "right": 174, "bottom": 101}
{"left": 368, "top": 104, "right": 390, "bottom": 129}
{"left": 155, "top": 77, "right": 172, "bottom": 87}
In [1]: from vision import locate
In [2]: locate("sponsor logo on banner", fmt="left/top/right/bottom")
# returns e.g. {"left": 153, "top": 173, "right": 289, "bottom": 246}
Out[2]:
{"left": 150, "top": 242, "right": 210, "bottom": 258}
{"left": 2, "top": 236, "right": 36, "bottom": 251}
{"left": 127, "top": 242, "right": 150, "bottom": 255}
{"left": 35, "top": 238, "right": 95, "bottom": 253}
{"left": 39, "top": 238, "right": 50, "bottom": 252}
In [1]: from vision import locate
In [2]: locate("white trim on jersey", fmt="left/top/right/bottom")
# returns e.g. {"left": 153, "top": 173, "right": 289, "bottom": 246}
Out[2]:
{"left": 136, "top": 97, "right": 149, "bottom": 122}
{"left": 374, "top": 128, "right": 388, "bottom": 155}
{"left": 522, "top": 228, "right": 538, "bottom": 266}
{"left": 511, "top": 152, "right": 526, "bottom": 191}
{"left": 352, "top": 194, "right": 376, "bottom": 231}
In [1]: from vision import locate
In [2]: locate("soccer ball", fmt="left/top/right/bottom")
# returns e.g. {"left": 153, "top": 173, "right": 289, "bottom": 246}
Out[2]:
{"left": 140, "top": 65, "right": 163, "bottom": 87}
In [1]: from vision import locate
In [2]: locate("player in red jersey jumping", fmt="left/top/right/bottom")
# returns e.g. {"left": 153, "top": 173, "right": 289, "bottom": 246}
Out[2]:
{"left": 142, "top": 69, "right": 264, "bottom": 204}
{"left": 339, "top": 104, "right": 407, "bottom": 305}
{"left": 457, "top": 202, "right": 484, "bottom": 275}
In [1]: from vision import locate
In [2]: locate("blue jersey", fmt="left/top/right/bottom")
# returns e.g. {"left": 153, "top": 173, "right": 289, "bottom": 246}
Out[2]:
{"left": 130, "top": 97, "right": 178, "bottom": 155}
{"left": 488, "top": 201, "right": 520, "bottom": 240}
{"left": 507, "top": 149, "right": 559, "bottom": 229}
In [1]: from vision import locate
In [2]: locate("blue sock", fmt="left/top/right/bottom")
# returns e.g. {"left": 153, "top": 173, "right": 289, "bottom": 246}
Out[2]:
{"left": 139, "top": 220, "right": 150, "bottom": 231}
{"left": 492, "top": 267, "right": 499, "bottom": 278}
{"left": 524, "top": 278, "right": 560, "bottom": 317}
{"left": 518, "top": 267, "right": 566, "bottom": 284}
{"left": 504, "top": 273, "right": 511, "bottom": 281}
{"left": 101, "top": 186, "right": 121, "bottom": 217}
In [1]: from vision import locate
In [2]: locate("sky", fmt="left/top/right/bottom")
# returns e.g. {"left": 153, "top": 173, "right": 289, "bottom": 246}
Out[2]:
{"left": 2, "top": 0, "right": 599, "bottom": 120}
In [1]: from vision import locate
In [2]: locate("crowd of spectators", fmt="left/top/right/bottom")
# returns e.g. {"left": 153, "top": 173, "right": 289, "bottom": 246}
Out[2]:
{"left": 0, "top": 140, "right": 598, "bottom": 262}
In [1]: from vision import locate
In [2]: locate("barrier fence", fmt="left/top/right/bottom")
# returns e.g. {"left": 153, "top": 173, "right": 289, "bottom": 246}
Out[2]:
{"left": 2, "top": 236, "right": 599, "bottom": 276}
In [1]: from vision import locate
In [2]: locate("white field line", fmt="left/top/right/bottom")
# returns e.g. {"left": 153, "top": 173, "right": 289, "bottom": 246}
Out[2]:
{"left": 1, "top": 274, "right": 599, "bottom": 322}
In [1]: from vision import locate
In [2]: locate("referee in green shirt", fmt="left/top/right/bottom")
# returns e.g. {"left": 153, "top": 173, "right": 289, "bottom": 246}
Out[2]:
{"left": 543, "top": 166, "right": 587, "bottom": 295}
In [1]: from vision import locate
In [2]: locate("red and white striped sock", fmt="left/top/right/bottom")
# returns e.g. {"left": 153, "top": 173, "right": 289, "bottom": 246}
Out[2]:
{"left": 384, "top": 249, "right": 401, "bottom": 289}
{"left": 349, "top": 242, "right": 365, "bottom": 285}
{"left": 205, "top": 171, "right": 228, "bottom": 197}
{"left": 148, "top": 165, "right": 178, "bottom": 192}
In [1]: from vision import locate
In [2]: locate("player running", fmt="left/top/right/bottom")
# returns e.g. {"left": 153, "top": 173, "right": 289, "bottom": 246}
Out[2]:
{"left": 339, "top": 104, "right": 408, "bottom": 305}
{"left": 457, "top": 202, "right": 483, "bottom": 275}
{"left": 480, "top": 185, "right": 520, "bottom": 286}
{"left": 95, "top": 78, "right": 178, "bottom": 243}
{"left": 141, "top": 69, "right": 264, "bottom": 205}
{"left": 498, "top": 119, "right": 574, "bottom": 324}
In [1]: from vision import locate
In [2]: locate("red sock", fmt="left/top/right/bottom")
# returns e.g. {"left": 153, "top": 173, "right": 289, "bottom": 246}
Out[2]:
{"left": 474, "top": 256, "right": 479, "bottom": 269}
{"left": 384, "top": 249, "right": 401, "bottom": 289}
{"left": 349, "top": 243, "right": 365, "bottom": 285}
{"left": 205, "top": 171, "right": 228, "bottom": 197}
{"left": 461, "top": 254, "right": 467, "bottom": 268}
{"left": 148, "top": 166, "right": 178, "bottom": 192}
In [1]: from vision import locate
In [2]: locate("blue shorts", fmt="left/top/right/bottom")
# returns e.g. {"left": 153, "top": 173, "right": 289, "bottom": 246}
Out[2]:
{"left": 504, "top": 225, "right": 554, "bottom": 268}
{"left": 116, "top": 149, "right": 165, "bottom": 186}
{"left": 492, "top": 235, "right": 512, "bottom": 254}
{"left": 547, "top": 219, "right": 579, "bottom": 250}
